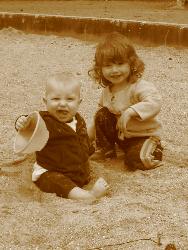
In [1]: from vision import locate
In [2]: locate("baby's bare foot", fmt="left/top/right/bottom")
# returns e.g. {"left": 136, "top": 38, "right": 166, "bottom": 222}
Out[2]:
{"left": 68, "top": 187, "right": 96, "bottom": 204}
{"left": 90, "top": 177, "right": 109, "bottom": 198}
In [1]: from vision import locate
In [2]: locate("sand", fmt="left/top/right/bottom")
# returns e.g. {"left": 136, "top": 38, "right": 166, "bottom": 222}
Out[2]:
{"left": 0, "top": 27, "right": 188, "bottom": 249}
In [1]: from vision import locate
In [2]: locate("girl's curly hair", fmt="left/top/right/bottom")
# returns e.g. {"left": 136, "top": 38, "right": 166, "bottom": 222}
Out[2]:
{"left": 88, "top": 32, "right": 145, "bottom": 87}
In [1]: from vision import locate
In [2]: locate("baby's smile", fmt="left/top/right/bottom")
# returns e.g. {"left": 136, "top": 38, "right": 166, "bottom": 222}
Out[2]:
{"left": 57, "top": 109, "right": 68, "bottom": 114}
{"left": 55, "top": 109, "right": 71, "bottom": 122}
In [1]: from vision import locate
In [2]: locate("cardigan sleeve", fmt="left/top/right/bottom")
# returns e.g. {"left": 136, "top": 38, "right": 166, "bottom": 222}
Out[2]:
{"left": 130, "top": 80, "right": 162, "bottom": 121}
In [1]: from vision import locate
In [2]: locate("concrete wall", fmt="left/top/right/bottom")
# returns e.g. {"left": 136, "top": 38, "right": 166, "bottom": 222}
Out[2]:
{"left": 0, "top": 12, "right": 187, "bottom": 47}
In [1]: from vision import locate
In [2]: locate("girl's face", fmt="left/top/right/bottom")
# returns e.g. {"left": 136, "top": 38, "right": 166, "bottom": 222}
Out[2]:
{"left": 102, "top": 62, "right": 131, "bottom": 86}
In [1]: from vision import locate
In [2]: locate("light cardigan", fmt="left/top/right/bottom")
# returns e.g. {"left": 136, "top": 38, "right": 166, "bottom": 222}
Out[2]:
{"left": 99, "top": 79, "right": 162, "bottom": 138}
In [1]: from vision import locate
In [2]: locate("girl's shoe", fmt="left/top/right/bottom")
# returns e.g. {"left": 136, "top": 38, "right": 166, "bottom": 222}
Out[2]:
{"left": 90, "top": 148, "right": 117, "bottom": 161}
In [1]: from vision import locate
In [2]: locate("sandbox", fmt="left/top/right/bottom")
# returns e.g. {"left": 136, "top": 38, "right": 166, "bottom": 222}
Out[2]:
{"left": 0, "top": 15, "right": 187, "bottom": 250}
{"left": 0, "top": 12, "right": 188, "bottom": 47}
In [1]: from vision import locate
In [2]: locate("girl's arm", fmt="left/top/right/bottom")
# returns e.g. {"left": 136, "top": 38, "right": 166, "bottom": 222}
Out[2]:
{"left": 87, "top": 119, "right": 96, "bottom": 142}
{"left": 117, "top": 80, "right": 161, "bottom": 139}
{"left": 117, "top": 108, "right": 138, "bottom": 139}
{"left": 87, "top": 93, "right": 103, "bottom": 142}
{"left": 130, "top": 80, "right": 162, "bottom": 121}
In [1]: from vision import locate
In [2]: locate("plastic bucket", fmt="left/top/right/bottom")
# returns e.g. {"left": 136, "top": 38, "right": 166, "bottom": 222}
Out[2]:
{"left": 14, "top": 111, "right": 49, "bottom": 154}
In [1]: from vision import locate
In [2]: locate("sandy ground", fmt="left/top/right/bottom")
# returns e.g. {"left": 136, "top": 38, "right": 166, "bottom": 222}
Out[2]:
{"left": 0, "top": 27, "right": 187, "bottom": 249}
{"left": 0, "top": 1, "right": 188, "bottom": 250}
{"left": 0, "top": 0, "right": 188, "bottom": 25}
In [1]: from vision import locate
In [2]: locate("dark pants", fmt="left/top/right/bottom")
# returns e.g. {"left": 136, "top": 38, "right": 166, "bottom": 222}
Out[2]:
{"left": 95, "top": 107, "right": 163, "bottom": 171}
{"left": 35, "top": 163, "right": 90, "bottom": 198}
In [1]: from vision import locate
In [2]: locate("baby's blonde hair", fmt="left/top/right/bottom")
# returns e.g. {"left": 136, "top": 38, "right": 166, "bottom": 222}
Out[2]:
{"left": 45, "top": 72, "right": 81, "bottom": 96}
{"left": 48, "top": 72, "right": 77, "bottom": 83}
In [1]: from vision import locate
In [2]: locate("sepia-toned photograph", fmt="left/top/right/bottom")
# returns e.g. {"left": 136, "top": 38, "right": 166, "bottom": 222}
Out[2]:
{"left": 0, "top": 1, "right": 187, "bottom": 249}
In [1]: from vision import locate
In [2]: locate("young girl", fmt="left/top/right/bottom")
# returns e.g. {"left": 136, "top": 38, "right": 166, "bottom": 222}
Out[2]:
{"left": 88, "top": 32, "right": 163, "bottom": 171}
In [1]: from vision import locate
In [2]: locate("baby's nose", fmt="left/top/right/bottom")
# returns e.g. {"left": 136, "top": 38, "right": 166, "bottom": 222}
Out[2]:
{"left": 59, "top": 100, "right": 67, "bottom": 107}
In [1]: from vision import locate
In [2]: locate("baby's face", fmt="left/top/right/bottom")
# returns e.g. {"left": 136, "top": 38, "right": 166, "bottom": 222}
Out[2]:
{"left": 44, "top": 78, "right": 81, "bottom": 123}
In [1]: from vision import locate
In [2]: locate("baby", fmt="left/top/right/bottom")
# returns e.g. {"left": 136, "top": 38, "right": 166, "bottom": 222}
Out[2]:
{"left": 15, "top": 72, "right": 109, "bottom": 203}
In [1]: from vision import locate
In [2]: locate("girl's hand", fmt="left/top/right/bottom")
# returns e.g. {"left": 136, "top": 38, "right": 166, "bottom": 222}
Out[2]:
{"left": 15, "top": 115, "right": 31, "bottom": 131}
{"left": 87, "top": 120, "right": 96, "bottom": 142}
{"left": 117, "top": 108, "right": 137, "bottom": 139}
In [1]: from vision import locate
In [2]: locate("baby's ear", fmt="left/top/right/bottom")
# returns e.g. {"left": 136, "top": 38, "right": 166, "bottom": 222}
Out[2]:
{"left": 43, "top": 97, "right": 47, "bottom": 104}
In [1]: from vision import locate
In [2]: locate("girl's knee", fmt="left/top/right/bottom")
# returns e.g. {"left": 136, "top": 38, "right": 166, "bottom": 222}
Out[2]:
{"left": 124, "top": 137, "right": 163, "bottom": 171}
{"left": 95, "top": 107, "right": 117, "bottom": 126}
{"left": 125, "top": 156, "right": 160, "bottom": 171}
{"left": 124, "top": 157, "right": 146, "bottom": 171}
{"left": 95, "top": 107, "right": 110, "bottom": 121}
{"left": 139, "top": 137, "right": 163, "bottom": 170}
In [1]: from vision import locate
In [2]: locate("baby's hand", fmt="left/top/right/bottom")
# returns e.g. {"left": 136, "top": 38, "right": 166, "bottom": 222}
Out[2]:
{"left": 15, "top": 115, "right": 31, "bottom": 131}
